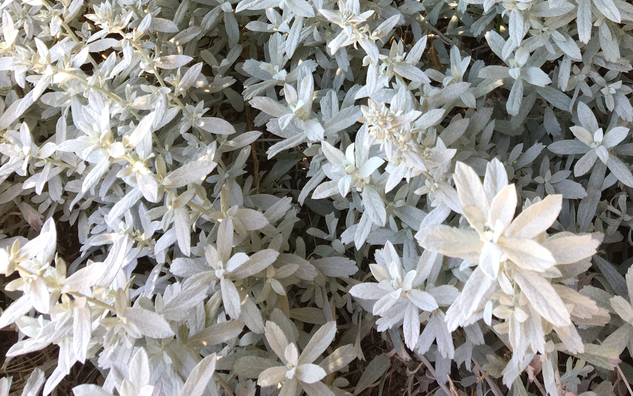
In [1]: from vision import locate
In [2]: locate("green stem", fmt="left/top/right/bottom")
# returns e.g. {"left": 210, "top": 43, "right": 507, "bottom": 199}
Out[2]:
{"left": 40, "top": 0, "right": 98, "bottom": 68}
{"left": 51, "top": 66, "right": 142, "bottom": 120}
{"left": 68, "top": 292, "right": 117, "bottom": 312}
{"left": 115, "top": 28, "right": 187, "bottom": 110}
{"left": 188, "top": 201, "right": 214, "bottom": 217}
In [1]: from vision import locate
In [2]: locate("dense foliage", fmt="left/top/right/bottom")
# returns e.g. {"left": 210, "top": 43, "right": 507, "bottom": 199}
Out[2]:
{"left": 0, "top": 0, "right": 632, "bottom": 394}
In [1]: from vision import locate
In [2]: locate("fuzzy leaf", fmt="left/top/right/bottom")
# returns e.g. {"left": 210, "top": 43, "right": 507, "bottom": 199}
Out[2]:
{"left": 125, "top": 307, "right": 175, "bottom": 338}
{"left": 180, "top": 354, "right": 217, "bottom": 396}
{"left": 514, "top": 269, "right": 571, "bottom": 327}
{"left": 506, "top": 195, "right": 562, "bottom": 239}
{"left": 353, "top": 354, "right": 391, "bottom": 395}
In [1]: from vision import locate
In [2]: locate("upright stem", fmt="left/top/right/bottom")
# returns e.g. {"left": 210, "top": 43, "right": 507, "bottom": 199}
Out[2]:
{"left": 40, "top": 0, "right": 98, "bottom": 68}
{"left": 69, "top": 292, "right": 117, "bottom": 312}
{"left": 51, "top": 66, "right": 142, "bottom": 121}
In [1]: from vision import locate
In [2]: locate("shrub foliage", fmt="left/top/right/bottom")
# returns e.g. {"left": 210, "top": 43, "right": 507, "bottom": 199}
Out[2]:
{"left": 0, "top": 0, "right": 632, "bottom": 394}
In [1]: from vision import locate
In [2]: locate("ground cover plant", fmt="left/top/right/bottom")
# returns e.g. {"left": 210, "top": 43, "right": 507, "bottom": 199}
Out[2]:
{"left": 0, "top": 0, "right": 633, "bottom": 394}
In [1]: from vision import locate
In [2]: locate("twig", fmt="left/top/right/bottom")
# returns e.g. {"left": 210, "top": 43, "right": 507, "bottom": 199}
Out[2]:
{"left": 414, "top": 352, "right": 453, "bottom": 396}
{"left": 405, "top": 361, "right": 425, "bottom": 376}
{"left": 472, "top": 359, "right": 504, "bottom": 396}
{"left": 617, "top": 364, "right": 633, "bottom": 396}
{"left": 213, "top": 373, "right": 234, "bottom": 396}
{"left": 420, "top": 21, "right": 454, "bottom": 47}
{"left": 446, "top": 374, "right": 459, "bottom": 396}
{"left": 533, "top": 377, "right": 547, "bottom": 396}
{"left": 475, "top": 370, "right": 490, "bottom": 384}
